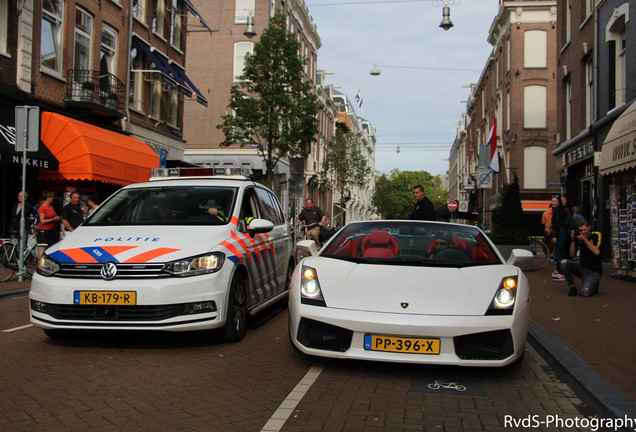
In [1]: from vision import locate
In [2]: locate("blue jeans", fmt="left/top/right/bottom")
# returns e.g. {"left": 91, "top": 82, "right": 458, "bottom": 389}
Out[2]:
{"left": 554, "top": 229, "right": 568, "bottom": 274}
{"left": 560, "top": 259, "right": 601, "bottom": 296}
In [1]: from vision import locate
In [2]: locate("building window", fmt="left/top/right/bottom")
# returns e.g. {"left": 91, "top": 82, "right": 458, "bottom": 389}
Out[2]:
{"left": 585, "top": 59, "right": 594, "bottom": 127}
{"left": 0, "top": 0, "right": 8, "bottom": 55}
{"left": 606, "top": 4, "right": 628, "bottom": 108}
{"left": 168, "top": 91, "right": 178, "bottom": 128}
{"left": 506, "top": 38, "right": 511, "bottom": 73}
{"left": 235, "top": 0, "right": 254, "bottom": 24}
{"left": 153, "top": 0, "right": 166, "bottom": 38}
{"left": 524, "top": 147, "right": 547, "bottom": 189}
{"left": 41, "top": 0, "right": 64, "bottom": 73}
{"left": 524, "top": 30, "right": 547, "bottom": 68}
{"left": 132, "top": 0, "right": 146, "bottom": 22}
{"left": 129, "top": 46, "right": 143, "bottom": 111}
{"left": 585, "top": 0, "right": 593, "bottom": 18}
{"left": 233, "top": 41, "right": 253, "bottom": 81}
{"left": 170, "top": 0, "right": 182, "bottom": 50}
{"left": 565, "top": 79, "right": 572, "bottom": 140}
{"left": 74, "top": 7, "right": 93, "bottom": 71}
{"left": 506, "top": 91, "right": 510, "bottom": 131}
{"left": 100, "top": 25, "right": 117, "bottom": 76}
{"left": 524, "top": 85, "right": 547, "bottom": 129}
{"left": 149, "top": 79, "right": 161, "bottom": 120}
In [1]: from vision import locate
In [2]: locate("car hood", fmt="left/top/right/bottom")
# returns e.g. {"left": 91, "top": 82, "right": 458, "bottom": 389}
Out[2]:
{"left": 303, "top": 257, "right": 520, "bottom": 316}
{"left": 46, "top": 226, "right": 231, "bottom": 264}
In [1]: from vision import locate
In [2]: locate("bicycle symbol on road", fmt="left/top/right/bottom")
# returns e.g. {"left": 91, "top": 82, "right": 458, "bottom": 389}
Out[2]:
{"left": 427, "top": 380, "right": 467, "bottom": 392}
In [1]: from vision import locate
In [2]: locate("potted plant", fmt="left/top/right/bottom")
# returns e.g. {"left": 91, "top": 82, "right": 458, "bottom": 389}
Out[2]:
{"left": 81, "top": 81, "right": 94, "bottom": 101}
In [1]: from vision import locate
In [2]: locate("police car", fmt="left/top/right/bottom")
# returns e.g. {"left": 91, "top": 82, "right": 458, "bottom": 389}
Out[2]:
{"left": 29, "top": 168, "right": 293, "bottom": 341}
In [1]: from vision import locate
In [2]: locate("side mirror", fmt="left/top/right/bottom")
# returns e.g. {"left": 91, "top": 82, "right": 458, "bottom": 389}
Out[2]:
{"left": 247, "top": 218, "right": 274, "bottom": 235}
{"left": 296, "top": 239, "right": 318, "bottom": 257}
{"left": 506, "top": 248, "right": 533, "bottom": 271}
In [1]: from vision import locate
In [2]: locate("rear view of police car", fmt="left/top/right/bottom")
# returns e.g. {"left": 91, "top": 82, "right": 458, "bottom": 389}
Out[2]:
{"left": 30, "top": 168, "right": 294, "bottom": 341}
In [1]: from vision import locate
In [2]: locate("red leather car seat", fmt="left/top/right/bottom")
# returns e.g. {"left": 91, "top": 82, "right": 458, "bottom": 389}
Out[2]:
{"left": 361, "top": 230, "right": 400, "bottom": 258}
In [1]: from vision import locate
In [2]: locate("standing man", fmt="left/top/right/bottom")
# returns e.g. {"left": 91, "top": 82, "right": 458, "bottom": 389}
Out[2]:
{"left": 409, "top": 185, "right": 436, "bottom": 221}
{"left": 296, "top": 198, "right": 326, "bottom": 248}
{"left": 61, "top": 192, "right": 84, "bottom": 234}
{"left": 560, "top": 219, "right": 602, "bottom": 297}
{"left": 10, "top": 191, "right": 36, "bottom": 240}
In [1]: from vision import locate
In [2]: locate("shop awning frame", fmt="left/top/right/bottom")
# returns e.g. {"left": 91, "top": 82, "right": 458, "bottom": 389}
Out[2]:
{"left": 184, "top": 0, "right": 213, "bottom": 33}
{"left": 132, "top": 36, "right": 178, "bottom": 90}
{"left": 169, "top": 60, "right": 208, "bottom": 107}
{"left": 39, "top": 112, "right": 158, "bottom": 185}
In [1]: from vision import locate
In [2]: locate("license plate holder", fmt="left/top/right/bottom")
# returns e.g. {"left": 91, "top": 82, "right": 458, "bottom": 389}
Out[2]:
{"left": 364, "top": 334, "right": 440, "bottom": 354}
{"left": 74, "top": 291, "right": 137, "bottom": 305}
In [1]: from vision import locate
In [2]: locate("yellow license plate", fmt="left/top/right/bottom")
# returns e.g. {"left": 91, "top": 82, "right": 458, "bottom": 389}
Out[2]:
{"left": 74, "top": 291, "right": 136, "bottom": 305}
{"left": 364, "top": 335, "right": 440, "bottom": 354}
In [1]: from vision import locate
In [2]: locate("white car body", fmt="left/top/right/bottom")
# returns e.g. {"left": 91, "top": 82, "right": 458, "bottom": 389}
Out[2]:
{"left": 288, "top": 220, "right": 532, "bottom": 367}
{"left": 30, "top": 173, "right": 293, "bottom": 340}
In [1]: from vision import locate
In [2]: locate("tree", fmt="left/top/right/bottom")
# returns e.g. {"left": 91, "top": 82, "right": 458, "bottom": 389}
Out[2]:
{"left": 217, "top": 11, "right": 321, "bottom": 189}
{"left": 318, "top": 129, "right": 371, "bottom": 224}
{"left": 373, "top": 169, "right": 447, "bottom": 219}
{"left": 490, "top": 174, "right": 529, "bottom": 244}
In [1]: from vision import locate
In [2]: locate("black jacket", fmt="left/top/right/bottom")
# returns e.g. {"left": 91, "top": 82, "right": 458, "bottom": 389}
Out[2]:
{"left": 409, "top": 197, "right": 436, "bottom": 221}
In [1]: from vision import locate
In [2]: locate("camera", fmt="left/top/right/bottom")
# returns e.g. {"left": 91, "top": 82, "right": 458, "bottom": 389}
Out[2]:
{"left": 574, "top": 229, "right": 581, "bottom": 236}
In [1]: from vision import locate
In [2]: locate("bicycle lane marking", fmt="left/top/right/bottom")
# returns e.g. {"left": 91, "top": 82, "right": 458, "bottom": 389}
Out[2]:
{"left": 261, "top": 361, "right": 325, "bottom": 432}
{"left": 2, "top": 324, "right": 33, "bottom": 332}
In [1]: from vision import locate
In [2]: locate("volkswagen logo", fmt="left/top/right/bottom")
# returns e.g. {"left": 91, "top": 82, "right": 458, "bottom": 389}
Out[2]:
{"left": 401, "top": 302, "right": 409, "bottom": 309}
{"left": 100, "top": 262, "right": 118, "bottom": 280}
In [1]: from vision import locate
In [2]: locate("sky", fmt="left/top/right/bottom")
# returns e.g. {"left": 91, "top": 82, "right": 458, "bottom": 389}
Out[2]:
{"left": 305, "top": 0, "right": 501, "bottom": 175}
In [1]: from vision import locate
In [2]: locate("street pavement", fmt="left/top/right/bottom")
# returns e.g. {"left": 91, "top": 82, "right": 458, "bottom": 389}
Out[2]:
{"left": 2, "top": 259, "right": 636, "bottom": 426}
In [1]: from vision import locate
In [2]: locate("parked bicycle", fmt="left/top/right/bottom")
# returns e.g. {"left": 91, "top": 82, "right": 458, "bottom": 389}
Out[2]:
{"left": 528, "top": 235, "right": 551, "bottom": 270}
{"left": 0, "top": 234, "right": 40, "bottom": 282}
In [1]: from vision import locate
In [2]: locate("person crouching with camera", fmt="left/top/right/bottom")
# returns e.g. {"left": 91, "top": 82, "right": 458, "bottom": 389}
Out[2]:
{"left": 560, "top": 219, "right": 602, "bottom": 297}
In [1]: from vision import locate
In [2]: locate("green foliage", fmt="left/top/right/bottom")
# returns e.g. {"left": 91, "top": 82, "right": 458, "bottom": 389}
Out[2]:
{"left": 373, "top": 169, "right": 447, "bottom": 219}
{"left": 217, "top": 11, "right": 321, "bottom": 188}
{"left": 318, "top": 129, "right": 371, "bottom": 200}
{"left": 490, "top": 175, "right": 529, "bottom": 244}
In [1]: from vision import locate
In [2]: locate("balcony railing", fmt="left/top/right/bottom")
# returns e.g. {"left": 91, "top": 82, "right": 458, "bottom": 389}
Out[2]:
{"left": 65, "top": 70, "right": 125, "bottom": 117}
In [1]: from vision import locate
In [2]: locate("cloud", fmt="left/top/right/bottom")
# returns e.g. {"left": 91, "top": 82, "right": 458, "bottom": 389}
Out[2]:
{"left": 307, "top": 0, "right": 499, "bottom": 175}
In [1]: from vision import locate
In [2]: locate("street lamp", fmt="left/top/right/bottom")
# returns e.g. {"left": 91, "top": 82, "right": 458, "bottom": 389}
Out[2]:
{"left": 244, "top": 14, "right": 256, "bottom": 38}
{"left": 439, "top": 1, "right": 454, "bottom": 31}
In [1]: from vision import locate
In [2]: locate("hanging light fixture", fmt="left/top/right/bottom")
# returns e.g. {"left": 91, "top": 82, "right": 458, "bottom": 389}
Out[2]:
{"left": 439, "top": 1, "right": 453, "bottom": 31}
{"left": 244, "top": 13, "right": 256, "bottom": 38}
{"left": 369, "top": 65, "right": 381, "bottom": 76}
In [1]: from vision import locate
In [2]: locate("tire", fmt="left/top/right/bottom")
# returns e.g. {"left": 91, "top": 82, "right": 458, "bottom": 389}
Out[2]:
{"left": 223, "top": 273, "right": 248, "bottom": 342}
{"left": 0, "top": 243, "right": 16, "bottom": 283}
{"left": 24, "top": 250, "right": 38, "bottom": 276}
{"left": 531, "top": 240, "right": 550, "bottom": 270}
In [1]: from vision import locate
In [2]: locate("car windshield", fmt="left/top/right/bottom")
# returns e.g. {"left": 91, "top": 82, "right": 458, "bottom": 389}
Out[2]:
{"left": 321, "top": 221, "right": 501, "bottom": 267}
{"left": 84, "top": 186, "right": 238, "bottom": 226}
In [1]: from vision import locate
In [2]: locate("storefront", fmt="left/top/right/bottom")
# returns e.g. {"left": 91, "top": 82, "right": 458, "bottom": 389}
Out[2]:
{"left": 0, "top": 101, "right": 58, "bottom": 237}
{"left": 598, "top": 100, "right": 636, "bottom": 279}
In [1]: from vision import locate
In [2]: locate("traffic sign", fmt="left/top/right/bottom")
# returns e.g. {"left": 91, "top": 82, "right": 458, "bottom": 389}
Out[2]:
{"left": 458, "top": 201, "right": 469, "bottom": 213}
{"left": 448, "top": 200, "right": 458, "bottom": 211}
{"left": 15, "top": 106, "right": 39, "bottom": 152}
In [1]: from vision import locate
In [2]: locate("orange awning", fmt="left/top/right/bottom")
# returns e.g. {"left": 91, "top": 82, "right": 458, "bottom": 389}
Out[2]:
{"left": 521, "top": 200, "right": 551, "bottom": 212}
{"left": 39, "top": 112, "right": 158, "bottom": 185}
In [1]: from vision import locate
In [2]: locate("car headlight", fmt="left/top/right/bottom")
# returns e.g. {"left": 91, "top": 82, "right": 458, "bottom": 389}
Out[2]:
{"left": 163, "top": 252, "right": 225, "bottom": 277}
{"left": 486, "top": 276, "right": 517, "bottom": 315}
{"left": 301, "top": 265, "right": 326, "bottom": 307}
{"left": 36, "top": 254, "right": 60, "bottom": 277}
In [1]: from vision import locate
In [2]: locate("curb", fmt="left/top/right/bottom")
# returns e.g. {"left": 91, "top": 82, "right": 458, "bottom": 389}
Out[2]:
{"left": 528, "top": 319, "right": 636, "bottom": 427}
{"left": 0, "top": 288, "right": 29, "bottom": 300}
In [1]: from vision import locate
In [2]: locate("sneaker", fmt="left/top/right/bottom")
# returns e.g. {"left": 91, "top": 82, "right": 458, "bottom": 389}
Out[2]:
{"left": 552, "top": 274, "right": 566, "bottom": 281}
{"left": 551, "top": 270, "right": 559, "bottom": 278}
{"left": 568, "top": 287, "right": 578, "bottom": 296}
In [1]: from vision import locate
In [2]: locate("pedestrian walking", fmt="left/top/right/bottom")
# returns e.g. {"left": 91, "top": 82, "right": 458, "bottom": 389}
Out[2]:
{"left": 409, "top": 185, "right": 436, "bottom": 221}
